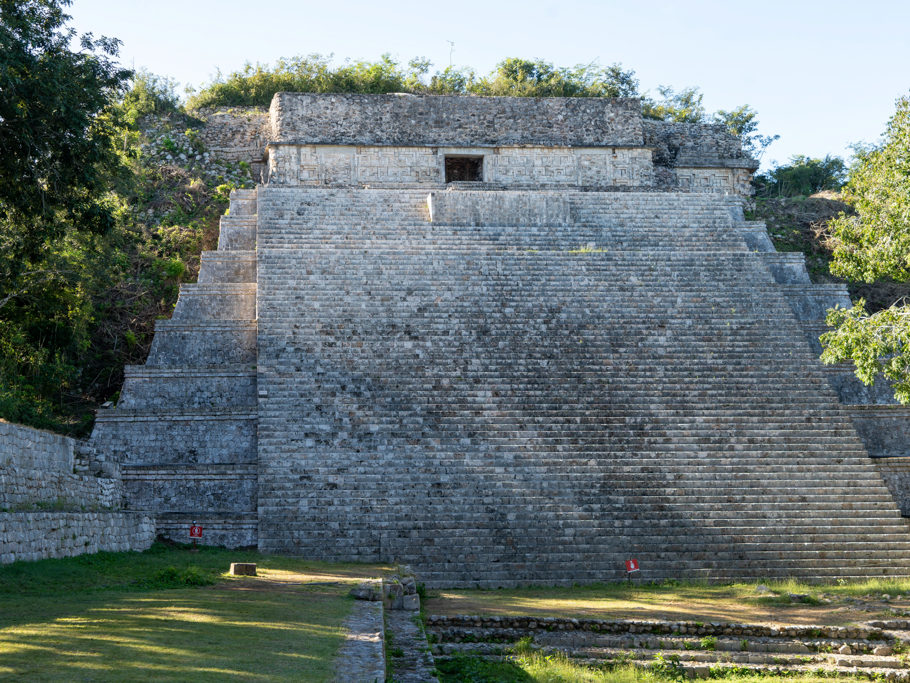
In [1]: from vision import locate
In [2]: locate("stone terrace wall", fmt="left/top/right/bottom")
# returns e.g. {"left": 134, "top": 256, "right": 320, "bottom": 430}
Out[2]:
{"left": 874, "top": 457, "right": 910, "bottom": 516}
{"left": 266, "top": 144, "right": 653, "bottom": 188}
{"left": 1, "top": 419, "right": 73, "bottom": 472}
{"left": 270, "top": 93, "right": 644, "bottom": 147}
{"left": 192, "top": 107, "right": 270, "bottom": 162}
{"left": 643, "top": 120, "right": 755, "bottom": 168}
{"left": 0, "top": 421, "right": 151, "bottom": 566}
{"left": 0, "top": 512, "right": 155, "bottom": 564}
{"left": 0, "top": 420, "right": 119, "bottom": 509}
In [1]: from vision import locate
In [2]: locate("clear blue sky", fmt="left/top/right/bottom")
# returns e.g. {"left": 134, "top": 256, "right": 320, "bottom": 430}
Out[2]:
{"left": 68, "top": 0, "right": 909, "bottom": 170}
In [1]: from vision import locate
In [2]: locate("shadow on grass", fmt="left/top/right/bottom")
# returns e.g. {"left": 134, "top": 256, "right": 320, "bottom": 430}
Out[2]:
{"left": 437, "top": 654, "right": 533, "bottom": 683}
{"left": 0, "top": 544, "right": 395, "bottom": 682}
{"left": 0, "top": 586, "right": 349, "bottom": 681}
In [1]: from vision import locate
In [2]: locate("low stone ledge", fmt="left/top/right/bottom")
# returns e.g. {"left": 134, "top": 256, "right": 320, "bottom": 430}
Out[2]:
{"left": 424, "top": 616, "right": 884, "bottom": 641}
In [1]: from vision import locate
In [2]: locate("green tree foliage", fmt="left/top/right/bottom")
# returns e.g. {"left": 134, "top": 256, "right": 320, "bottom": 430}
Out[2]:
{"left": 0, "top": 3, "right": 245, "bottom": 433}
{"left": 187, "top": 54, "right": 642, "bottom": 108}
{"left": 0, "top": 0, "right": 130, "bottom": 264}
{"left": 820, "top": 94, "right": 910, "bottom": 401}
{"left": 0, "top": 0, "right": 130, "bottom": 429}
{"left": 467, "top": 58, "right": 640, "bottom": 98}
{"left": 641, "top": 85, "right": 706, "bottom": 123}
{"left": 753, "top": 155, "right": 847, "bottom": 198}
{"left": 714, "top": 105, "right": 779, "bottom": 159}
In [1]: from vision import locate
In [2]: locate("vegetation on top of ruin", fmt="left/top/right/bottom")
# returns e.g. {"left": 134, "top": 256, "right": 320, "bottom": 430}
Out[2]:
{"left": 186, "top": 54, "right": 777, "bottom": 158}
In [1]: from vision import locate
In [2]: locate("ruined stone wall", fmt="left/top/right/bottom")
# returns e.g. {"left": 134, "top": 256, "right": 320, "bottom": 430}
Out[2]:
{"left": 192, "top": 107, "right": 270, "bottom": 162}
{"left": 263, "top": 94, "right": 757, "bottom": 196}
{"left": 643, "top": 120, "right": 758, "bottom": 195}
{"left": 270, "top": 93, "right": 644, "bottom": 147}
{"left": 642, "top": 120, "right": 752, "bottom": 167}
{"left": 0, "top": 421, "right": 157, "bottom": 565}
{"left": 676, "top": 167, "right": 754, "bottom": 196}
{"left": 0, "top": 512, "right": 155, "bottom": 564}
{"left": 0, "top": 420, "right": 119, "bottom": 509}
{"left": 266, "top": 144, "right": 653, "bottom": 188}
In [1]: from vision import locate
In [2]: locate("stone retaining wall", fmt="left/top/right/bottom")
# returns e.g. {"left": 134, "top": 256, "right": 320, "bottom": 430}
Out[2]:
{"left": 873, "top": 457, "right": 910, "bottom": 516}
{"left": 0, "top": 420, "right": 120, "bottom": 509}
{"left": 0, "top": 512, "right": 155, "bottom": 564}
{"left": 191, "top": 107, "right": 269, "bottom": 162}
{"left": 0, "top": 419, "right": 73, "bottom": 472}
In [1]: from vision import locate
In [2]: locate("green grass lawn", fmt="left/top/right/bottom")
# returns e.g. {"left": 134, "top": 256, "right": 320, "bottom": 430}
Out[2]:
{"left": 437, "top": 652, "right": 875, "bottom": 682}
{"left": 427, "top": 577, "right": 910, "bottom": 626}
{"left": 0, "top": 543, "right": 390, "bottom": 681}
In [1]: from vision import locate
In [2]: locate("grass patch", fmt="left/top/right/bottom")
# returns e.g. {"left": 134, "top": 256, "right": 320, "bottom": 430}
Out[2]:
{"left": 427, "top": 577, "right": 910, "bottom": 626}
{"left": 437, "top": 652, "right": 870, "bottom": 682}
{"left": 0, "top": 543, "right": 391, "bottom": 681}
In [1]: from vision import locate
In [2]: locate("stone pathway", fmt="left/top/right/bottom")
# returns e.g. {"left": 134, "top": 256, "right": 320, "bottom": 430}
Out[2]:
{"left": 386, "top": 609, "right": 439, "bottom": 683}
{"left": 333, "top": 601, "right": 385, "bottom": 683}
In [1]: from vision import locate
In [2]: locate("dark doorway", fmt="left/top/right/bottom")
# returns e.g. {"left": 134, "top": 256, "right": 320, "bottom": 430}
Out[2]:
{"left": 445, "top": 156, "right": 483, "bottom": 182}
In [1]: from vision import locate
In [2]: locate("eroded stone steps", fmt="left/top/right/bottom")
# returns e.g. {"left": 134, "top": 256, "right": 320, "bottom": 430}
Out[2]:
{"left": 146, "top": 320, "right": 256, "bottom": 366}
{"left": 117, "top": 365, "right": 256, "bottom": 411}
{"left": 198, "top": 250, "right": 256, "bottom": 283}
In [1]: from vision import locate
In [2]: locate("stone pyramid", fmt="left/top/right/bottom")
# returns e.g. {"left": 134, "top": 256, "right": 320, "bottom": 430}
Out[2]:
{"left": 87, "top": 94, "right": 910, "bottom": 585}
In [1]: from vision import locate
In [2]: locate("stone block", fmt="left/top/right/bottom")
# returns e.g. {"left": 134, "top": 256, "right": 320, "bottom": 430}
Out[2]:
{"left": 229, "top": 562, "right": 257, "bottom": 576}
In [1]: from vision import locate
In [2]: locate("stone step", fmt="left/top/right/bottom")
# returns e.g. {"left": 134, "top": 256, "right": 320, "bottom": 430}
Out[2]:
{"left": 116, "top": 365, "right": 256, "bottom": 411}
{"left": 171, "top": 283, "right": 256, "bottom": 320}
{"left": 198, "top": 250, "right": 257, "bottom": 283}
{"left": 146, "top": 320, "right": 256, "bottom": 366}
{"left": 155, "top": 511, "right": 257, "bottom": 548}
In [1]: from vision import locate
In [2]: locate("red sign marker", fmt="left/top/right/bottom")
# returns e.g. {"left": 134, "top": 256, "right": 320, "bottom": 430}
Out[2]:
{"left": 189, "top": 525, "right": 203, "bottom": 539}
{"left": 625, "top": 559, "right": 639, "bottom": 573}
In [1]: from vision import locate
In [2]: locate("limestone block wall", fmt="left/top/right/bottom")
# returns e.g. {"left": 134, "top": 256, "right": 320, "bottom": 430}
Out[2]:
{"left": 642, "top": 120, "right": 758, "bottom": 196}
{"left": 192, "top": 107, "right": 270, "bottom": 162}
{"left": 266, "top": 144, "right": 654, "bottom": 188}
{"left": 0, "top": 419, "right": 74, "bottom": 471}
{"left": 0, "top": 420, "right": 120, "bottom": 509}
{"left": 873, "top": 458, "right": 910, "bottom": 516}
{"left": 0, "top": 512, "right": 155, "bottom": 564}
{"left": 643, "top": 120, "right": 753, "bottom": 166}
{"left": 270, "top": 93, "right": 644, "bottom": 147}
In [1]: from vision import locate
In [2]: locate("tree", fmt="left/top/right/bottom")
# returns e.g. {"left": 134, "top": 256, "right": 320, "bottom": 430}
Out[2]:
{"left": 714, "top": 105, "right": 779, "bottom": 160}
{"left": 642, "top": 85, "right": 706, "bottom": 123}
{"left": 1, "top": 0, "right": 130, "bottom": 288}
{"left": 820, "top": 94, "right": 910, "bottom": 401}
{"left": 753, "top": 154, "right": 847, "bottom": 197}
{"left": 0, "top": 0, "right": 130, "bottom": 429}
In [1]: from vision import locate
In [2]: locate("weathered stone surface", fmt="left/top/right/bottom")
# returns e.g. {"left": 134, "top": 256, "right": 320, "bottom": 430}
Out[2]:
{"left": 0, "top": 512, "right": 154, "bottom": 564}
{"left": 350, "top": 581, "right": 382, "bottom": 601}
{"left": 31, "top": 93, "right": 906, "bottom": 584}
{"left": 229, "top": 562, "right": 257, "bottom": 576}
{"left": 0, "top": 421, "right": 120, "bottom": 510}
{"left": 270, "top": 93, "right": 645, "bottom": 147}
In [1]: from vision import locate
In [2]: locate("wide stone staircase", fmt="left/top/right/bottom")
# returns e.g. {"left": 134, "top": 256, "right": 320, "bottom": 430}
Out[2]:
{"left": 428, "top": 615, "right": 910, "bottom": 679}
{"left": 254, "top": 187, "right": 910, "bottom": 586}
{"left": 87, "top": 189, "right": 259, "bottom": 547}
